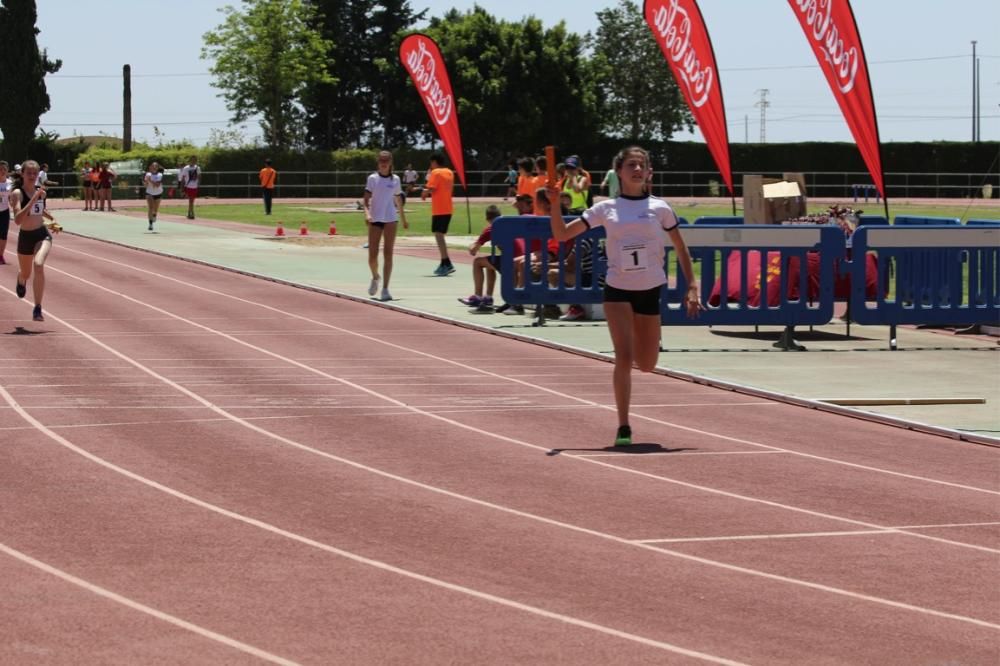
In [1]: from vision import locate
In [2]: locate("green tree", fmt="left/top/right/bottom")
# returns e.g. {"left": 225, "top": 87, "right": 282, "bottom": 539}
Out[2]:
{"left": 415, "top": 7, "right": 600, "bottom": 165}
{"left": 202, "top": 0, "right": 334, "bottom": 149}
{"left": 0, "top": 0, "right": 61, "bottom": 162}
{"left": 369, "top": 0, "right": 427, "bottom": 147}
{"left": 302, "top": 0, "right": 424, "bottom": 150}
{"left": 590, "top": 0, "right": 693, "bottom": 142}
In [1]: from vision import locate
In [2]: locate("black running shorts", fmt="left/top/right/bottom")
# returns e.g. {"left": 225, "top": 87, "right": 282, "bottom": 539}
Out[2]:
{"left": 603, "top": 284, "right": 662, "bottom": 316}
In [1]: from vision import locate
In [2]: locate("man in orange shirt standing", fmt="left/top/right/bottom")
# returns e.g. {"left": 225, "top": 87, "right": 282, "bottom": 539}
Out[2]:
{"left": 421, "top": 153, "right": 455, "bottom": 276}
{"left": 259, "top": 159, "right": 277, "bottom": 215}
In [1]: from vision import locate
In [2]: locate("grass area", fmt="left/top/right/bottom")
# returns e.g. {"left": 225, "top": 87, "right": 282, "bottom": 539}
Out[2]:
{"left": 158, "top": 201, "right": 488, "bottom": 237}
{"left": 159, "top": 199, "right": 1000, "bottom": 237}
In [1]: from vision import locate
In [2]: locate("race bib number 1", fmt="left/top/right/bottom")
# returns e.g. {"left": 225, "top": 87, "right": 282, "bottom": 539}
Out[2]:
{"left": 620, "top": 240, "right": 649, "bottom": 273}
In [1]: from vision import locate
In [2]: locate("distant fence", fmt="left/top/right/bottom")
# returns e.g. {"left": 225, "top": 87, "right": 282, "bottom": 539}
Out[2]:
{"left": 44, "top": 169, "right": 999, "bottom": 201}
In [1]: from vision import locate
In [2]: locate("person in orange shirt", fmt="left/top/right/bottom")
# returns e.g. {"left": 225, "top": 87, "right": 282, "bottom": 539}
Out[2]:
{"left": 531, "top": 155, "right": 549, "bottom": 196}
{"left": 259, "top": 159, "right": 277, "bottom": 215}
{"left": 421, "top": 153, "right": 455, "bottom": 276}
{"left": 515, "top": 157, "right": 536, "bottom": 201}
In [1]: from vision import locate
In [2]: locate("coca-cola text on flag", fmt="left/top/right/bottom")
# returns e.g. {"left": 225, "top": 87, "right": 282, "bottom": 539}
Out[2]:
{"left": 644, "top": 0, "right": 733, "bottom": 196}
{"left": 399, "top": 34, "right": 467, "bottom": 189}
{"left": 787, "top": 0, "right": 884, "bottom": 198}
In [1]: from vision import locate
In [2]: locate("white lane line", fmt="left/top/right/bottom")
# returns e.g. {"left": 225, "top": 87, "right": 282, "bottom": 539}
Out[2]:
{"left": 0, "top": 542, "right": 299, "bottom": 665}
{"left": 1, "top": 414, "right": 377, "bottom": 432}
{"left": 894, "top": 521, "right": 1000, "bottom": 530}
{"left": 637, "top": 521, "right": 1000, "bottom": 544}
{"left": 0, "top": 388, "right": 744, "bottom": 665}
{"left": 7, "top": 309, "right": 1000, "bottom": 630}
{"left": 52, "top": 247, "right": 1000, "bottom": 498}
{"left": 636, "top": 530, "right": 890, "bottom": 544}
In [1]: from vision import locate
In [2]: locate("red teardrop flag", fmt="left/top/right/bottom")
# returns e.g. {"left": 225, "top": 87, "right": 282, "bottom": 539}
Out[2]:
{"left": 399, "top": 34, "right": 467, "bottom": 190}
{"left": 644, "top": 0, "right": 734, "bottom": 196}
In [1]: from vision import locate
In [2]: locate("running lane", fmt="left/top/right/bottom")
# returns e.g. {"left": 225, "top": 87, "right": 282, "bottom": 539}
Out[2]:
{"left": 1, "top": 234, "right": 997, "bottom": 665}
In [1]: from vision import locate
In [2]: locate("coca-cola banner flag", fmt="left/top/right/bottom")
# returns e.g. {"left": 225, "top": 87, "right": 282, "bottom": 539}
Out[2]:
{"left": 644, "top": 0, "right": 733, "bottom": 195}
{"left": 399, "top": 34, "right": 467, "bottom": 189}
{"left": 787, "top": 0, "right": 884, "bottom": 197}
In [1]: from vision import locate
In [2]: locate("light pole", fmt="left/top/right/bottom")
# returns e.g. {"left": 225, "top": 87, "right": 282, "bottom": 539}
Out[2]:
{"left": 971, "top": 40, "right": 977, "bottom": 142}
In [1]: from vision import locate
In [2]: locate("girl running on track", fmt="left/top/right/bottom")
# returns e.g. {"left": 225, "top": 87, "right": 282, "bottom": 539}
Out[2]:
{"left": 144, "top": 161, "right": 164, "bottom": 231}
{"left": 11, "top": 160, "right": 58, "bottom": 322}
{"left": 363, "top": 150, "right": 408, "bottom": 302}
{"left": 547, "top": 146, "right": 701, "bottom": 446}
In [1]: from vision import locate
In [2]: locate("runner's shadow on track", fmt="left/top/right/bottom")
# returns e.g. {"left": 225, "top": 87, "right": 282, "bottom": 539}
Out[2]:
{"left": 708, "top": 329, "right": 875, "bottom": 342}
{"left": 546, "top": 444, "right": 696, "bottom": 456}
{"left": 7, "top": 326, "right": 47, "bottom": 336}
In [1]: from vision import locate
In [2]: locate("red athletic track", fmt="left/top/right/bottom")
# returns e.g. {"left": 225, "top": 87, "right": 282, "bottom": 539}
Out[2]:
{"left": 1, "top": 232, "right": 998, "bottom": 665}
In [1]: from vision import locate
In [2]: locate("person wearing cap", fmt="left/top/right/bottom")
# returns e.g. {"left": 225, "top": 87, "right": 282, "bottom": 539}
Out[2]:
{"left": 562, "top": 155, "right": 591, "bottom": 215}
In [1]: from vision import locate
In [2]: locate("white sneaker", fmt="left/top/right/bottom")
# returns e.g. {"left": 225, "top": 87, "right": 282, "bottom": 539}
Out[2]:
{"left": 368, "top": 276, "right": 379, "bottom": 296}
{"left": 380, "top": 289, "right": 392, "bottom": 302}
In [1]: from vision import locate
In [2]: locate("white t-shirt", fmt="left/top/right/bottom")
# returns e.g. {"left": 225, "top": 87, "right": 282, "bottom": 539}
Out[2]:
{"left": 37, "top": 170, "right": 47, "bottom": 187}
{"left": 365, "top": 172, "right": 402, "bottom": 223}
{"left": 180, "top": 164, "right": 200, "bottom": 189}
{"left": 582, "top": 194, "right": 679, "bottom": 291}
{"left": 145, "top": 171, "right": 164, "bottom": 196}
{"left": 0, "top": 178, "right": 11, "bottom": 212}
{"left": 403, "top": 168, "right": 418, "bottom": 185}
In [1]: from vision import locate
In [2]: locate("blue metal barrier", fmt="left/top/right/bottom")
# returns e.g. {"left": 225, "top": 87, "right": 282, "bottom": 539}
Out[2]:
{"left": 848, "top": 226, "right": 1000, "bottom": 327}
{"left": 491, "top": 216, "right": 606, "bottom": 307}
{"left": 492, "top": 219, "right": 998, "bottom": 345}
{"left": 493, "top": 217, "right": 843, "bottom": 327}
{"left": 662, "top": 226, "right": 843, "bottom": 326}
{"left": 693, "top": 216, "right": 744, "bottom": 225}
{"left": 893, "top": 215, "right": 960, "bottom": 226}
{"left": 857, "top": 215, "right": 889, "bottom": 227}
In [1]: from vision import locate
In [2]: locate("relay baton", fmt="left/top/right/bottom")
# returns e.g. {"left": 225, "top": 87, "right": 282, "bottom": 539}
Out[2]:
{"left": 545, "top": 145, "right": 556, "bottom": 188}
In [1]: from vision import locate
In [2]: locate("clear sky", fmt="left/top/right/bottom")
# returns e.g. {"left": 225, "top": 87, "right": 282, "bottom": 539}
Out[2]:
{"left": 36, "top": 0, "right": 998, "bottom": 147}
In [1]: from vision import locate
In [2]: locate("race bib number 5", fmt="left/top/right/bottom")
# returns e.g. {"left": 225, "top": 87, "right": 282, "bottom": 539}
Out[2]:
{"left": 620, "top": 240, "right": 649, "bottom": 273}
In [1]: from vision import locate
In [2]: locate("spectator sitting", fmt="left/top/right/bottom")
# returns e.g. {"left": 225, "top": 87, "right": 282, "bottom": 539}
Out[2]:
{"left": 453, "top": 195, "right": 536, "bottom": 314}
{"left": 559, "top": 235, "right": 607, "bottom": 321}
{"left": 506, "top": 187, "right": 563, "bottom": 319}
{"left": 458, "top": 203, "right": 504, "bottom": 312}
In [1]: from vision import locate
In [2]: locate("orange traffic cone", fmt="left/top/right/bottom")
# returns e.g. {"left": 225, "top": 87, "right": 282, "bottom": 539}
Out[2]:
{"left": 275, "top": 220, "right": 285, "bottom": 237}
{"left": 299, "top": 221, "right": 309, "bottom": 236}
{"left": 328, "top": 219, "right": 337, "bottom": 235}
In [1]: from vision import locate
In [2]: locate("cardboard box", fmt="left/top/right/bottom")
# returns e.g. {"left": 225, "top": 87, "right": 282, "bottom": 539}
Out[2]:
{"left": 742, "top": 173, "right": 808, "bottom": 224}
